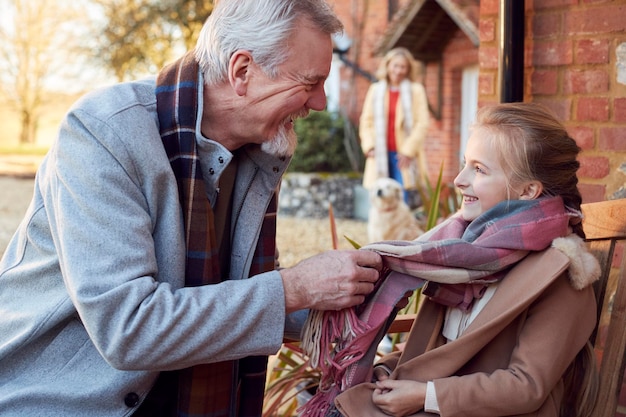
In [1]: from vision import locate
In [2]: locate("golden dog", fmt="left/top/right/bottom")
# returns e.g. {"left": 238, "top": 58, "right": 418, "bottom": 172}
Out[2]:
{"left": 367, "top": 177, "right": 423, "bottom": 243}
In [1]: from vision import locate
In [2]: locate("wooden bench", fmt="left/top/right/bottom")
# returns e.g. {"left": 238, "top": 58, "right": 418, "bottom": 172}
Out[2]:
{"left": 387, "top": 198, "right": 626, "bottom": 416}
{"left": 584, "top": 199, "right": 626, "bottom": 416}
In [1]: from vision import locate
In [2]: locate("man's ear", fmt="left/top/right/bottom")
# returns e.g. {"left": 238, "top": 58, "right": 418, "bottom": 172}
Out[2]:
{"left": 229, "top": 50, "right": 252, "bottom": 96}
{"left": 518, "top": 180, "right": 543, "bottom": 200}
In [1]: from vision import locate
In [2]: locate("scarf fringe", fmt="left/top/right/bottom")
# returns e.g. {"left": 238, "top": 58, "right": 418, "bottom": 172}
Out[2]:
{"left": 301, "top": 309, "right": 371, "bottom": 370}
{"left": 299, "top": 309, "right": 372, "bottom": 416}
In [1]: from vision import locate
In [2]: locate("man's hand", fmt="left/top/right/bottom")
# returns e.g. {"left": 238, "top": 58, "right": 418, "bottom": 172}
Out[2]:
{"left": 280, "top": 250, "right": 382, "bottom": 313}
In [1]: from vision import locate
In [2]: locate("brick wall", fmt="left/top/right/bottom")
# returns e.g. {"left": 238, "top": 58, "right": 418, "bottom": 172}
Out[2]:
{"left": 479, "top": 0, "right": 626, "bottom": 203}
{"left": 330, "top": 0, "right": 625, "bottom": 203}
{"left": 418, "top": 31, "right": 479, "bottom": 182}
{"left": 329, "top": 0, "right": 412, "bottom": 124}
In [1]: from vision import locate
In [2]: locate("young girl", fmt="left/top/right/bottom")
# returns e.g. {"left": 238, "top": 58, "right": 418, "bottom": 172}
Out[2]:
{"left": 326, "top": 102, "right": 600, "bottom": 417}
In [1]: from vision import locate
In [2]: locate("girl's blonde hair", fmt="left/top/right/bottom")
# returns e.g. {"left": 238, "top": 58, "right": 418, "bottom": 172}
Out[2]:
{"left": 473, "top": 102, "right": 584, "bottom": 238}
{"left": 375, "top": 47, "right": 423, "bottom": 83}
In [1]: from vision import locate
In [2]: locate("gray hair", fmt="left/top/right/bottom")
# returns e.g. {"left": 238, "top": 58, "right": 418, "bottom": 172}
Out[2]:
{"left": 195, "top": 0, "right": 343, "bottom": 85}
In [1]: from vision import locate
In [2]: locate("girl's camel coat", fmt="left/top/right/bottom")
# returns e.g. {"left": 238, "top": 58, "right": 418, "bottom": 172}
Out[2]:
{"left": 335, "top": 247, "right": 597, "bottom": 417}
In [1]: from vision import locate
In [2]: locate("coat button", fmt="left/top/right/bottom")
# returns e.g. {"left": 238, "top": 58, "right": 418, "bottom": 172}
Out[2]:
{"left": 124, "top": 392, "right": 140, "bottom": 407}
{"left": 272, "top": 166, "right": 279, "bottom": 173}
{"left": 218, "top": 156, "right": 224, "bottom": 163}
{"left": 209, "top": 167, "right": 215, "bottom": 175}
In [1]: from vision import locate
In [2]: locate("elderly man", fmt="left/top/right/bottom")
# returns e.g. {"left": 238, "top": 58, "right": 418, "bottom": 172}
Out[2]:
{"left": 0, "top": 1, "right": 382, "bottom": 416}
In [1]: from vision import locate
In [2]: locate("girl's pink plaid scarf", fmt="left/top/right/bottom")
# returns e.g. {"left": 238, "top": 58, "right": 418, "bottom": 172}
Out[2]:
{"left": 299, "top": 196, "right": 579, "bottom": 416}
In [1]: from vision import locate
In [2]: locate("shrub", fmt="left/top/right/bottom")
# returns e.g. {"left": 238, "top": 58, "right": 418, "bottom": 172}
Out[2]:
{"left": 289, "top": 110, "right": 361, "bottom": 173}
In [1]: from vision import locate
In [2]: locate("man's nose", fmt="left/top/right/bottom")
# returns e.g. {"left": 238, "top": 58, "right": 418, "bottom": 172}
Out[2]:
{"left": 307, "top": 85, "right": 327, "bottom": 111}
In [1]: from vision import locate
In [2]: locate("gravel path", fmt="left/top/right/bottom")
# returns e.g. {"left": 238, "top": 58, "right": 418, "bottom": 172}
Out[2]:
{"left": 0, "top": 176, "right": 369, "bottom": 264}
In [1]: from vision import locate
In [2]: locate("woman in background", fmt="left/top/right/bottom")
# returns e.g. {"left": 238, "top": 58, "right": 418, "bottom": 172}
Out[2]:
{"left": 360, "top": 47, "right": 430, "bottom": 203}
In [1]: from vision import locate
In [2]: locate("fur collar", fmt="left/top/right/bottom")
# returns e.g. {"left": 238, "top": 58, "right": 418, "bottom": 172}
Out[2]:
{"left": 551, "top": 234, "right": 601, "bottom": 290}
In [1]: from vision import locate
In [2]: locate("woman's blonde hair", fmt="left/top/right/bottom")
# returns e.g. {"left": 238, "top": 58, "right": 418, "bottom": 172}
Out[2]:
{"left": 375, "top": 47, "right": 423, "bottom": 83}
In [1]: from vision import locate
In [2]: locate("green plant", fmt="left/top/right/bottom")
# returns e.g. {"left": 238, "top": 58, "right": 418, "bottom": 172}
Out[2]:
{"left": 289, "top": 110, "right": 360, "bottom": 173}
{"left": 263, "top": 343, "right": 321, "bottom": 416}
{"left": 414, "top": 162, "right": 461, "bottom": 229}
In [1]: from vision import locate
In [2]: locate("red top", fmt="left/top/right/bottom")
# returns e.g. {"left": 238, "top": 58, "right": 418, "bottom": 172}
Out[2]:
{"left": 387, "top": 89, "right": 399, "bottom": 152}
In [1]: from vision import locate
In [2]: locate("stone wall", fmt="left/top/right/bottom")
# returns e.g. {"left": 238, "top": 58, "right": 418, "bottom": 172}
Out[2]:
{"left": 278, "top": 173, "right": 367, "bottom": 219}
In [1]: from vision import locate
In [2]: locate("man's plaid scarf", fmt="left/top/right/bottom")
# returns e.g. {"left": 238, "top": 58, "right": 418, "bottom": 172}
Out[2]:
{"left": 299, "top": 196, "right": 578, "bottom": 416}
{"left": 156, "top": 52, "right": 277, "bottom": 417}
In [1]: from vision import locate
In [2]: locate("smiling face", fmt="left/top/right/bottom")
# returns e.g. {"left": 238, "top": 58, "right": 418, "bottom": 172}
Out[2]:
{"left": 387, "top": 55, "right": 410, "bottom": 86}
{"left": 244, "top": 18, "right": 332, "bottom": 156}
{"left": 454, "top": 128, "right": 513, "bottom": 221}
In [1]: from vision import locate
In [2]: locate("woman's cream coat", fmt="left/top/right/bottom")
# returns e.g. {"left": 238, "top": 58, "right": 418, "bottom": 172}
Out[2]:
{"left": 360, "top": 81, "right": 429, "bottom": 189}
{"left": 335, "top": 237, "right": 599, "bottom": 417}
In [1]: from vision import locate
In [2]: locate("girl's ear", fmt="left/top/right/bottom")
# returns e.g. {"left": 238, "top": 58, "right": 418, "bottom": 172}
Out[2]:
{"left": 518, "top": 180, "right": 543, "bottom": 200}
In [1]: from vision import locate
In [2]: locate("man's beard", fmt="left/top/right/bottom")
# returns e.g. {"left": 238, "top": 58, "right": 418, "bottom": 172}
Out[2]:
{"left": 261, "top": 110, "right": 308, "bottom": 157}
{"left": 261, "top": 123, "right": 298, "bottom": 157}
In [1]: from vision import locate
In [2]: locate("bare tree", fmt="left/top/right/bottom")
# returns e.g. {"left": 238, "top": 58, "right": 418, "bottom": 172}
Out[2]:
{"left": 161, "top": 0, "right": 214, "bottom": 51}
{"left": 0, "top": 0, "right": 85, "bottom": 144}
{"left": 92, "top": 0, "right": 213, "bottom": 82}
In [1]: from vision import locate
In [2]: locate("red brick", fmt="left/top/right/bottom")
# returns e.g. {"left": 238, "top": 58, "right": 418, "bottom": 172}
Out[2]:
{"left": 531, "top": 70, "right": 558, "bottom": 95}
{"left": 533, "top": 40, "right": 573, "bottom": 66}
{"left": 479, "top": 18, "right": 495, "bottom": 42}
{"left": 575, "top": 39, "right": 609, "bottom": 64}
{"left": 577, "top": 97, "right": 609, "bottom": 122}
{"left": 479, "top": 72, "right": 496, "bottom": 96}
{"left": 533, "top": 13, "right": 562, "bottom": 39}
{"left": 480, "top": 0, "right": 499, "bottom": 15}
{"left": 578, "top": 156, "right": 610, "bottom": 179}
{"left": 479, "top": 46, "right": 499, "bottom": 69}
{"left": 578, "top": 183, "right": 606, "bottom": 204}
{"left": 569, "top": 126, "right": 595, "bottom": 150}
{"left": 535, "top": 98, "right": 572, "bottom": 121}
{"left": 565, "top": 6, "right": 626, "bottom": 35}
{"left": 534, "top": 0, "right": 577, "bottom": 8}
{"left": 614, "top": 98, "right": 626, "bottom": 122}
{"left": 564, "top": 69, "right": 609, "bottom": 94}
{"left": 599, "top": 127, "right": 626, "bottom": 151}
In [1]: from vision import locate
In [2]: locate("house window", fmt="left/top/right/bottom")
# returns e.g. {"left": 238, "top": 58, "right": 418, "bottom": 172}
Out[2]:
{"left": 459, "top": 65, "right": 478, "bottom": 169}
{"left": 325, "top": 54, "right": 342, "bottom": 113}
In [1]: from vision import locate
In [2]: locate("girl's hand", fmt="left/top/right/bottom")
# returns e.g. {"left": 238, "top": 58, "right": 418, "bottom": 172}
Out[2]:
{"left": 372, "top": 379, "right": 426, "bottom": 416}
{"left": 372, "top": 365, "right": 391, "bottom": 382}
